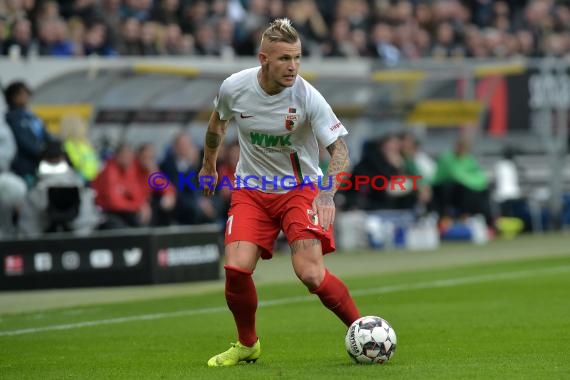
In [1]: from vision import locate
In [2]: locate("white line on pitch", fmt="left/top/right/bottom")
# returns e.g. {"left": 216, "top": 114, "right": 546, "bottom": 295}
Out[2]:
{"left": 1, "top": 265, "right": 569, "bottom": 337}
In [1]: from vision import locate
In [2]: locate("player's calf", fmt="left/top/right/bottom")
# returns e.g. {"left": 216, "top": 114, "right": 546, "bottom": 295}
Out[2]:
{"left": 311, "top": 269, "right": 361, "bottom": 327}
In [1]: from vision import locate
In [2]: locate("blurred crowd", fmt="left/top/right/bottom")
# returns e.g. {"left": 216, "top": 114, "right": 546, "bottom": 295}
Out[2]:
{"left": 339, "top": 130, "right": 528, "bottom": 237}
{"left": 0, "top": 80, "right": 239, "bottom": 239}
{"left": 341, "top": 133, "right": 488, "bottom": 221}
{"left": 0, "top": 78, "right": 529, "bottom": 240}
{"left": 1, "top": 0, "right": 570, "bottom": 62}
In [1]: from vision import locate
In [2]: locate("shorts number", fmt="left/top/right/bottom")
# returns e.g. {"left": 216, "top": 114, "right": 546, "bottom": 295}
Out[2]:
{"left": 226, "top": 215, "right": 234, "bottom": 235}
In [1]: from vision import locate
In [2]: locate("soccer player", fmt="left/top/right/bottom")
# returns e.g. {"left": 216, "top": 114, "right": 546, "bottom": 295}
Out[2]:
{"left": 199, "top": 18, "right": 361, "bottom": 367}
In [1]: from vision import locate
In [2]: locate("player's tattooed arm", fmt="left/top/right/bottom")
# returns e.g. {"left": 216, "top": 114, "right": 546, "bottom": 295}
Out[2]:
{"left": 312, "top": 137, "right": 350, "bottom": 231}
{"left": 321, "top": 137, "right": 350, "bottom": 196}
{"left": 205, "top": 131, "right": 221, "bottom": 149}
{"left": 200, "top": 111, "right": 229, "bottom": 196}
{"left": 202, "top": 111, "right": 229, "bottom": 168}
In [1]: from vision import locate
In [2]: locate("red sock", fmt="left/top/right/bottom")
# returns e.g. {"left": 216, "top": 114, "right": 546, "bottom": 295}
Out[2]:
{"left": 224, "top": 265, "right": 258, "bottom": 347}
{"left": 310, "top": 269, "right": 361, "bottom": 327}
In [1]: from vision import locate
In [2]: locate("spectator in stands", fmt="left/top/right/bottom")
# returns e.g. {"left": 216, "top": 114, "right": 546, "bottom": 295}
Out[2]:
{"left": 92, "top": 143, "right": 150, "bottom": 229}
{"left": 369, "top": 22, "right": 401, "bottom": 67}
{"left": 2, "top": 17, "right": 33, "bottom": 58}
{"left": 180, "top": 0, "right": 209, "bottom": 35}
{"left": 322, "top": 18, "right": 358, "bottom": 58}
{"left": 134, "top": 143, "right": 176, "bottom": 226}
{"left": 139, "top": 21, "right": 160, "bottom": 55}
{"left": 149, "top": 0, "right": 181, "bottom": 25}
{"left": 543, "top": 32, "right": 569, "bottom": 59}
{"left": 400, "top": 132, "right": 434, "bottom": 210}
{"left": 83, "top": 21, "right": 118, "bottom": 56}
{"left": 414, "top": 27, "right": 432, "bottom": 58}
{"left": 34, "top": 1, "right": 62, "bottom": 26}
{"left": 117, "top": 17, "right": 142, "bottom": 55}
{"left": 393, "top": 23, "right": 422, "bottom": 60}
{"left": 67, "top": 16, "right": 86, "bottom": 56}
{"left": 212, "top": 0, "right": 246, "bottom": 26}
{"left": 492, "top": 145, "right": 524, "bottom": 219}
{"left": 235, "top": 24, "right": 264, "bottom": 56}
{"left": 0, "top": 111, "right": 27, "bottom": 239}
{"left": 0, "top": 108, "right": 17, "bottom": 174}
{"left": 350, "top": 27, "right": 372, "bottom": 57}
{"left": 160, "top": 132, "right": 218, "bottom": 225}
{"left": 400, "top": 132, "right": 436, "bottom": 184}
{"left": 285, "top": 0, "right": 328, "bottom": 55}
{"left": 0, "top": 2, "right": 20, "bottom": 26}
{"left": 430, "top": 21, "right": 465, "bottom": 59}
{"left": 513, "top": 29, "right": 534, "bottom": 57}
{"left": 335, "top": 0, "right": 369, "bottom": 31}
{"left": 101, "top": 0, "right": 122, "bottom": 46}
{"left": 415, "top": 2, "right": 435, "bottom": 31}
{"left": 18, "top": 139, "right": 99, "bottom": 236}
{"left": 160, "top": 22, "right": 188, "bottom": 55}
{"left": 194, "top": 22, "right": 219, "bottom": 56}
{"left": 67, "top": 0, "right": 104, "bottom": 25}
{"left": 344, "top": 133, "right": 420, "bottom": 211}
{"left": 37, "top": 18, "right": 75, "bottom": 56}
{"left": 432, "top": 137, "right": 494, "bottom": 227}
{"left": 120, "top": 0, "right": 152, "bottom": 22}
{"left": 239, "top": 0, "right": 269, "bottom": 39}
{"left": 58, "top": 113, "right": 100, "bottom": 183}
{"left": 3, "top": 81, "right": 53, "bottom": 187}
{"left": 216, "top": 17, "right": 237, "bottom": 59}
{"left": 1, "top": 0, "right": 568, "bottom": 60}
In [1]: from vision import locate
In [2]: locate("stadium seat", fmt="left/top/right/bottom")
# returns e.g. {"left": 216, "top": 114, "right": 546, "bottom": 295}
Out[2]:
{"left": 45, "top": 186, "right": 81, "bottom": 233}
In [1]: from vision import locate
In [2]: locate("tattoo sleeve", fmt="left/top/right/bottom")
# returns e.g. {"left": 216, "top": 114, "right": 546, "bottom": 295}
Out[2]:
{"left": 202, "top": 111, "right": 229, "bottom": 168}
{"left": 205, "top": 131, "right": 221, "bottom": 149}
{"left": 321, "top": 137, "right": 350, "bottom": 196}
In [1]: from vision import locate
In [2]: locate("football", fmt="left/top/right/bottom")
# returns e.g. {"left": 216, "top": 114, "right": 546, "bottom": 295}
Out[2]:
{"left": 345, "top": 316, "right": 397, "bottom": 364}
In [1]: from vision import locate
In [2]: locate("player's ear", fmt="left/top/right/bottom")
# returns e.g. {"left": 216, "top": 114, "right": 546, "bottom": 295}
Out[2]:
{"left": 258, "top": 51, "right": 268, "bottom": 66}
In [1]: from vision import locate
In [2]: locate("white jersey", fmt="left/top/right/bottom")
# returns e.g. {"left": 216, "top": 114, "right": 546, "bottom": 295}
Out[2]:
{"left": 214, "top": 67, "right": 348, "bottom": 193}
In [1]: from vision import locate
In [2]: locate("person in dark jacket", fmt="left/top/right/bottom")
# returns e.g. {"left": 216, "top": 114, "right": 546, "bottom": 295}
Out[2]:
{"left": 3, "top": 81, "right": 53, "bottom": 187}
{"left": 159, "top": 132, "right": 218, "bottom": 225}
{"left": 344, "top": 133, "right": 419, "bottom": 211}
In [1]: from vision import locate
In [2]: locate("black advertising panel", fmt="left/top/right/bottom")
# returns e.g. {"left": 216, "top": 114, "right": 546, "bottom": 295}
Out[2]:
{"left": 0, "top": 225, "right": 222, "bottom": 290}
{"left": 150, "top": 225, "right": 223, "bottom": 284}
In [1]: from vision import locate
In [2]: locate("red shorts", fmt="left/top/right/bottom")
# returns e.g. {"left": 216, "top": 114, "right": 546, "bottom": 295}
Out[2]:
{"left": 224, "top": 186, "right": 336, "bottom": 259}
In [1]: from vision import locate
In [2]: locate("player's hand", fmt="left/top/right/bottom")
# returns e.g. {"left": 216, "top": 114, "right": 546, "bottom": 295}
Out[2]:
{"left": 312, "top": 192, "right": 335, "bottom": 232}
{"left": 198, "top": 166, "right": 218, "bottom": 197}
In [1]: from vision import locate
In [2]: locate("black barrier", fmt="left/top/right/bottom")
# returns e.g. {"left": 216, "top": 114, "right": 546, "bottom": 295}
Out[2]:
{"left": 0, "top": 225, "right": 222, "bottom": 290}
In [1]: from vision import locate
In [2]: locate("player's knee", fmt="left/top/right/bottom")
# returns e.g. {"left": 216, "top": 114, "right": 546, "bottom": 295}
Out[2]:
{"left": 225, "top": 241, "right": 260, "bottom": 272}
{"left": 225, "top": 255, "right": 257, "bottom": 273}
{"left": 296, "top": 266, "right": 325, "bottom": 289}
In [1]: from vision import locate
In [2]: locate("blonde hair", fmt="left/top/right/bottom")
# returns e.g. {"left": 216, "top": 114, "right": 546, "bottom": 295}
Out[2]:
{"left": 260, "top": 18, "right": 299, "bottom": 45}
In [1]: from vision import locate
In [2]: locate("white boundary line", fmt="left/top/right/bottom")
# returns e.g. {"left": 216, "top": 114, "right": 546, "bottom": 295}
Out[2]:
{"left": 1, "top": 265, "right": 569, "bottom": 337}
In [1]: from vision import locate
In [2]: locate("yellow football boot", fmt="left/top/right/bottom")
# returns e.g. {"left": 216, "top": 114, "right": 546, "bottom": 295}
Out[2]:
{"left": 207, "top": 339, "right": 261, "bottom": 367}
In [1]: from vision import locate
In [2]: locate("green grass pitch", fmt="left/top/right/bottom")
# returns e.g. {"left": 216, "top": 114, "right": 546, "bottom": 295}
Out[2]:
{"left": 1, "top": 233, "right": 569, "bottom": 379}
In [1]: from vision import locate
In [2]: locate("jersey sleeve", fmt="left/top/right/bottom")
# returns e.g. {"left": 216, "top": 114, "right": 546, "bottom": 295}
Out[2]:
{"left": 306, "top": 83, "right": 348, "bottom": 148}
{"left": 213, "top": 79, "right": 233, "bottom": 121}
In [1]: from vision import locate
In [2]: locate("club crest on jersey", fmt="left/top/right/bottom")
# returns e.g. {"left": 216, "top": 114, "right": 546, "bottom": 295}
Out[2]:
{"left": 285, "top": 107, "right": 299, "bottom": 131}
{"left": 307, "top": 209, "right": 319, "bottom": 226}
